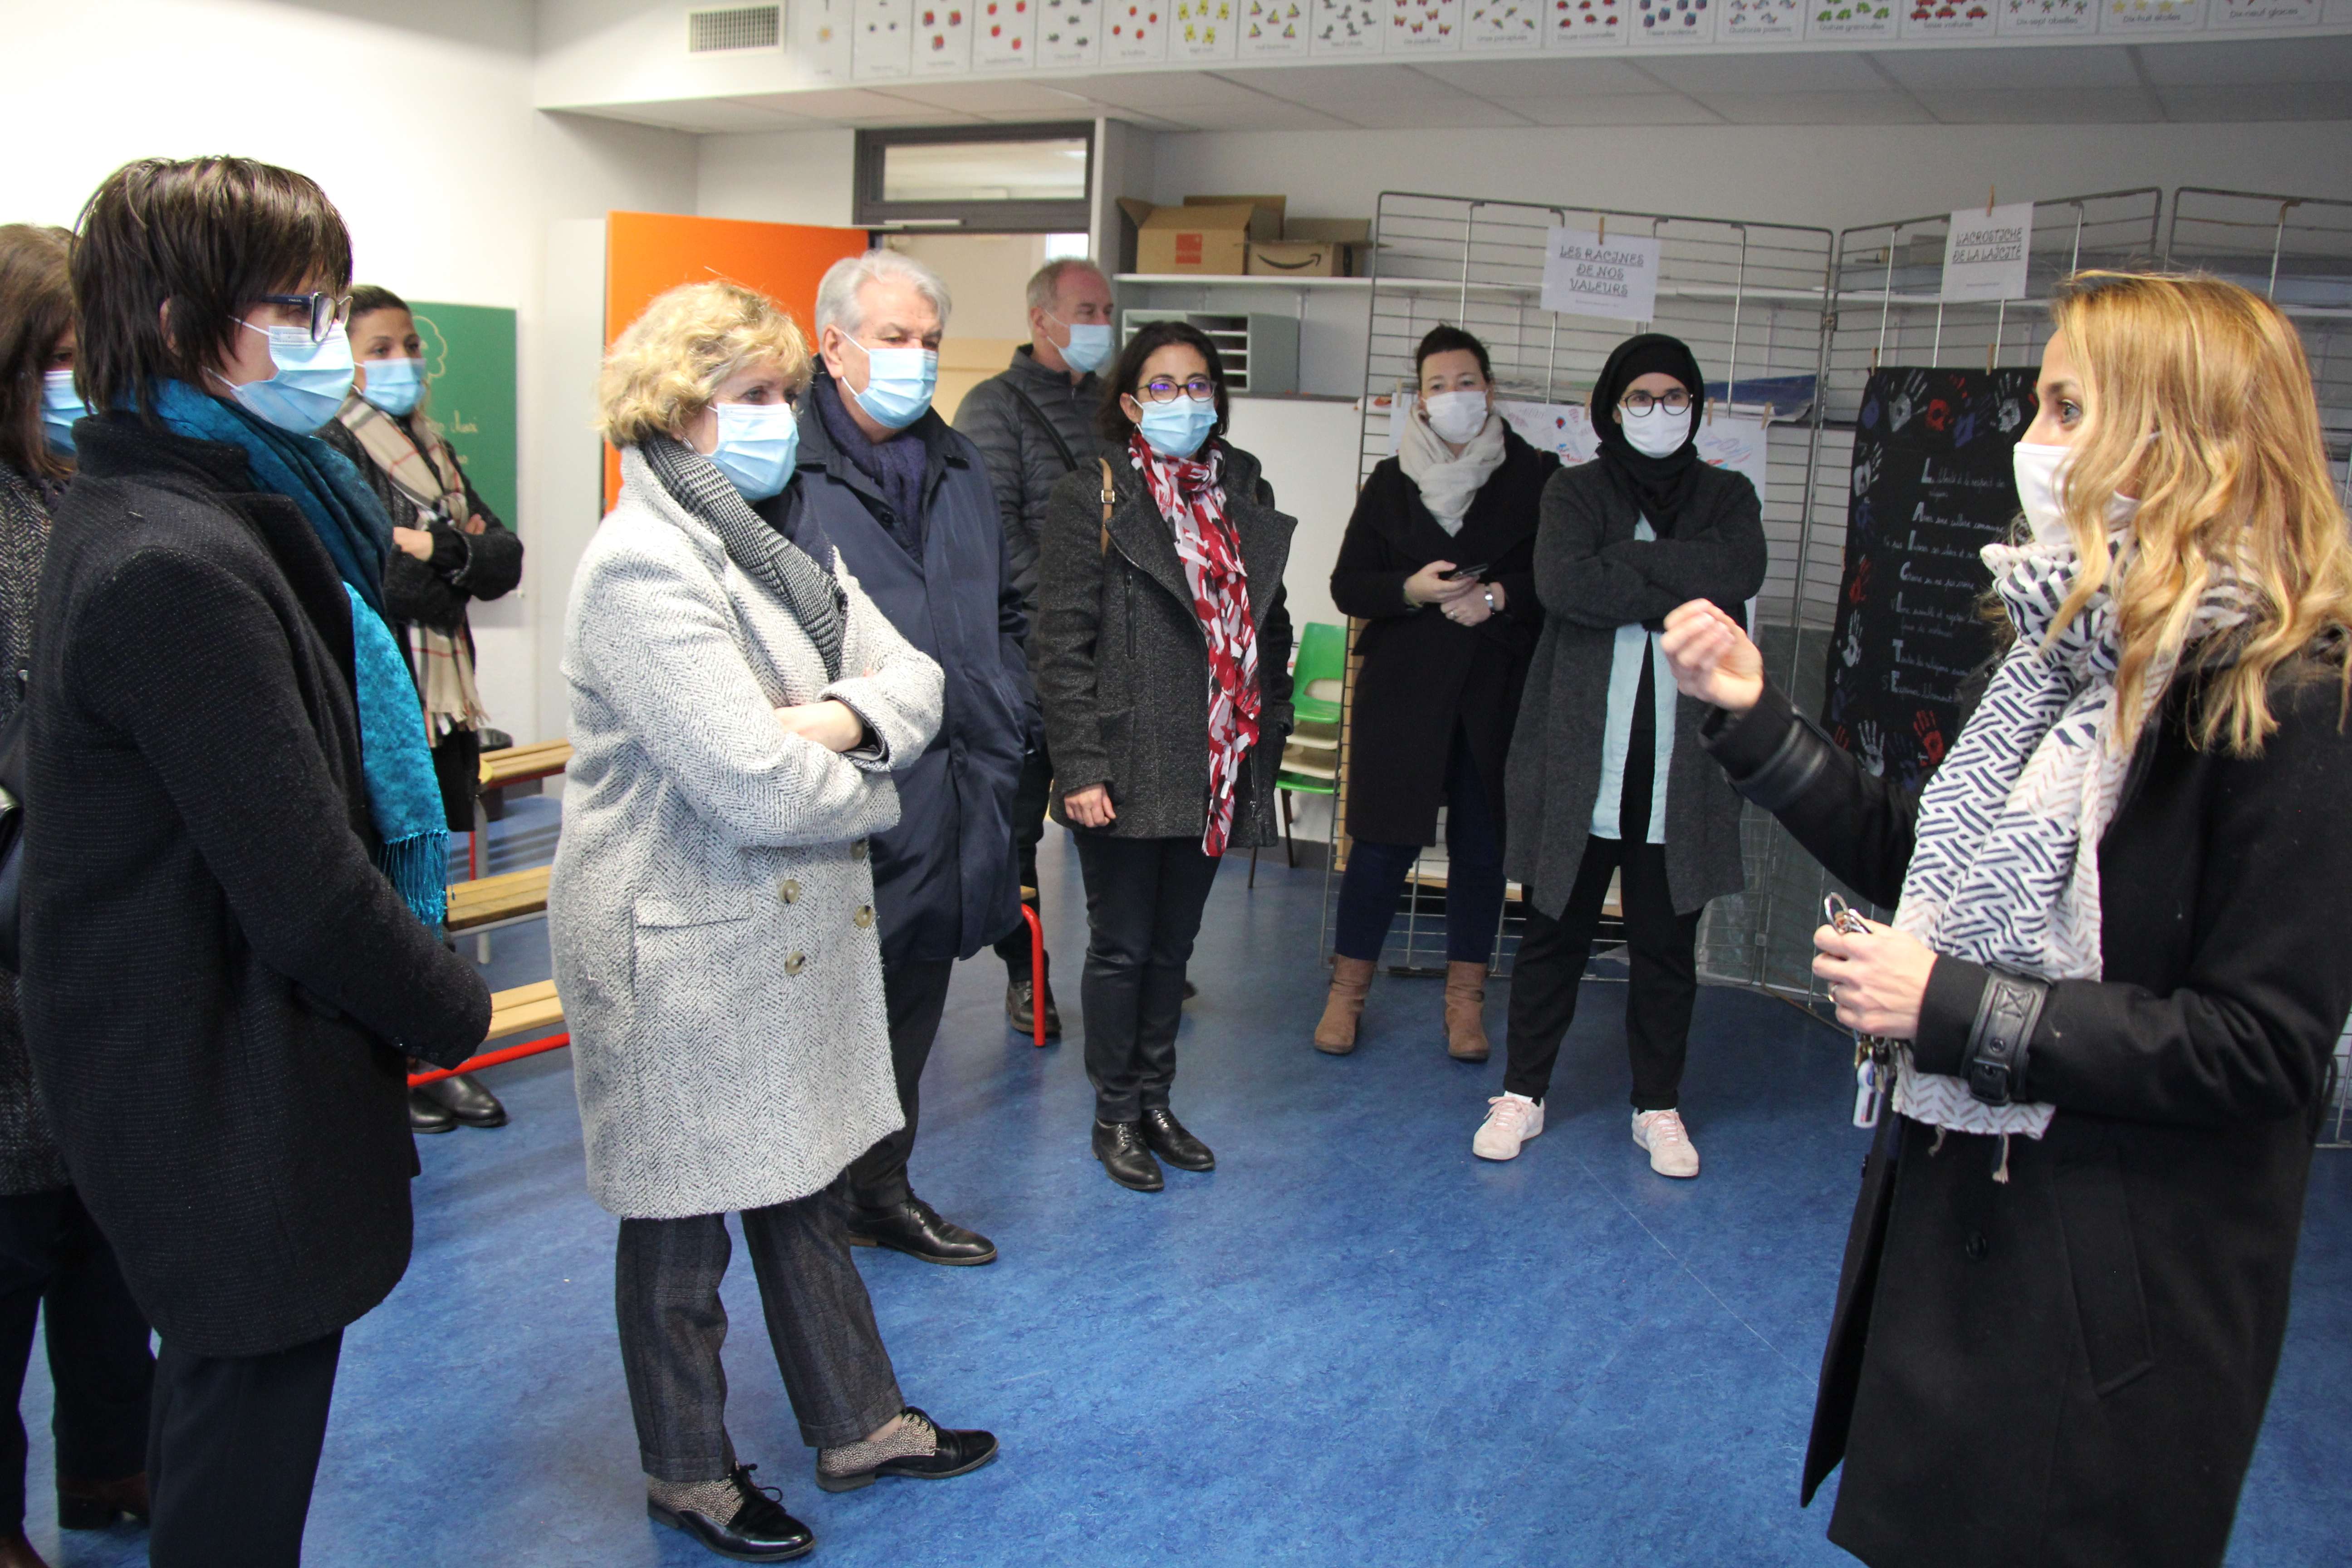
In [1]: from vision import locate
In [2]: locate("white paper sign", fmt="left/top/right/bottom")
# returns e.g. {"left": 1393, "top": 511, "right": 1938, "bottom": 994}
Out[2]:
{"left": 2210, "top": 0, "right": 2317, "bottom": 25}
{"left": 1312, "top": 0, "right": 1386, "bottom": 49}
{"left": 1541, "top": 227, "right": 1662, "bottom": 323}
{"left": 1391, "top": 0, "right": 1464, "bottom": 48}
{"left": 1940, "top": 201, "right": 2034, "bottom": 302}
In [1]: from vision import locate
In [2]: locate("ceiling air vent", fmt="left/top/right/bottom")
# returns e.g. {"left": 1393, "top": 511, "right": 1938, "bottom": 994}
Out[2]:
{"left": 687, "top": 4, "right": 783, "bottom": 52}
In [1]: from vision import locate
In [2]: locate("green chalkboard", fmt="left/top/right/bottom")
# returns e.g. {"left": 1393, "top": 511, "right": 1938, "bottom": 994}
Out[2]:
{"left": 408, "top": 301, "right": 518, "bottom": 530}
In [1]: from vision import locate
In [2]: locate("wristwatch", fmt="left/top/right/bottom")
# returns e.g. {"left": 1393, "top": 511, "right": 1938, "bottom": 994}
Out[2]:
{"left": 1482, "top": 588, "right": 1496, "bottom": 611}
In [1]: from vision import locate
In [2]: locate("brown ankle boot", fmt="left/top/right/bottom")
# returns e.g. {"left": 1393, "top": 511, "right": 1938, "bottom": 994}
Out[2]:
{"left": 1445, "top": 961, "right": 1491, "bottom": 1062}
{"left": 1314, "top": 956, "right": 1377, "bottom": 1054}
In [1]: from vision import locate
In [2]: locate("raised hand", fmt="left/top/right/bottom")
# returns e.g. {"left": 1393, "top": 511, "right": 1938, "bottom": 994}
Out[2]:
{"left": 1660, "top": 600, "right": 1764, "bottom": 713}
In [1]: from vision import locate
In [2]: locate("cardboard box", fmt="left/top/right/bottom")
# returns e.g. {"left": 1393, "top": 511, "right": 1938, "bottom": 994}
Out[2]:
{"left": 1185, "top": 193, "right": 1288, "bottom": 235}
{"left": 1119, "top": 198, "right": 1282, "bottom": 275}
{"left": 1247, "top": 240, "right": 1349, "bottom": 278}
{"left": 1283, "top": 217, "right": 1372, "bottom": 246}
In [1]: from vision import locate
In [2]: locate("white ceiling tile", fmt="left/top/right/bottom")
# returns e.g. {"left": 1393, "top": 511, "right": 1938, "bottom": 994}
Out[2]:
{"left": 579, "top": 99, "right": 808, "bottom": 133}
{"left": 874, "top": 78, "right": 1106, "bottom": 113}
{"left": 1056, "top": 69, "right": 1283, "bottom": 108}
{"left": 1488, "top": 92, "right": 1720, "bottom": 125}
{"left": 2153, "top": 83, "right": 2352, "bottom": 121}
{"left": 1632, "top": 51, "right": 1891, "bottom": 93}
{"left": 733, "top": 88, "right": 981, "bottom": 120}
{"left": 1211, "top": 64, "right": 1465, "bottom": 105}
{"left": 1326, "top": 97, "right": 1536, "bottom": 127}
{"left": 1411, "top": 57, "right": 1666, "bottom": 96}
{"left": 1152, "top": 95, "right": 1362, "bottom": 129}
{"left": 1909, "top": 85, "right": 2162, "bottom": 122}
{"left": 1688, "top": 90, "right": 1935, "bottom": 124}
{"left": 2134, "top": 33, "right": 2352, "bottom": 85}
{"left": 1869, "top": 44, "right": 2141, "bottom": 90}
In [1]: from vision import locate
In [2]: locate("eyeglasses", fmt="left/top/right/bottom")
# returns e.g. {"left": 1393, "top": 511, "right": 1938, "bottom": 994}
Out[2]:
{"left": 1137, "top": 376, "right": 1216, "bottom": 404}
{"left": 1619, "top": 389, "right": 1692, "bottom": 416}
{"left": 256, "top": 291, "right": 354, "bottom": 345}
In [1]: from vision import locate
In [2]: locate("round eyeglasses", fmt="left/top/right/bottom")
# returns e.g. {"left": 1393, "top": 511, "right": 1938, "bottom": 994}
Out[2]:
{"left": 1619, "top": 389, "right": 1692, "bottom": 416}
{"left": 256, "top": 291, "right": 355, "bottom": 345}
{"left": 1137, "top": 376, "right": 1216, "bottom": 404}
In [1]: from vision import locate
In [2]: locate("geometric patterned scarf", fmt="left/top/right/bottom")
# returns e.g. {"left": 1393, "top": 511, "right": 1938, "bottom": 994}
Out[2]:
{"left": 1131, "top": 433, "right": 1260, "bottom": 858}
{"left": 1891, "top": 535, "right": 2246, "bottom": 1141}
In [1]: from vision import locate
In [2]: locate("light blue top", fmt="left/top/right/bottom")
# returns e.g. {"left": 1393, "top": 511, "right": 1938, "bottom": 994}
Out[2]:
{"left": 1589, "top": 519, "right": 1675, "bottom": 845}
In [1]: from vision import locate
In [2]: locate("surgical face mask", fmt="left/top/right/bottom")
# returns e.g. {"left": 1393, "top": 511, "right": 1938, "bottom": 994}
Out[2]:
{"left": 214, "top": 322, "right": 354, "bottom": 433}
{"left": 708, "top": 399, "right": 801, "bottom": 502}
{"left": 1619, "top": 403, "right": 1691, "bottom": 460}
{"left": 1423, "top": 390, "right": 1490, "bottom": 446}
{"left": 845, "top": 340, "right": 937, "bottom": 430}
{"left": 41, "top": 369, "right": 84, "bottom": 454}
{"left": 360, "top": 355, "right": 425, "bottom": 417}
{"left": 1054, "top": 318, "right": 1113, "bottom": 376}
{"left": 2012, "top": 440, "right": 2138, "bottom": 549}
{"left": 1135, "top": 395, "right": 1217, "bottom": 461}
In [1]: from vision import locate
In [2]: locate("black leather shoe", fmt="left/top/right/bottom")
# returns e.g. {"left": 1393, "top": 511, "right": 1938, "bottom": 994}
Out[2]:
{"left": 1183, "top": 979, "right": 1198, "bottom": 1001}
{"left": 649, "top": 1465, "right": 813, "bottom": 1562}
{"left": 408, "top": 1088, "right": 456, "bottom": 1134}
{"left": 814, "top": 1408, "right": 998, "bottom": 1493}
{"left": 844, "top": 1195, "right": 997, "bottom": 1265}
{"left": 57, "top": 1471, "right": 148, "bottom": 1529}
{"left": 1140, "top": 1108, "right": 1215, "bottom": 1171}
{"left": 1092, "top": 1119, "right": 1163, "bottom": 1191}
{"left": 1005, "top": 976, "right": 1063, "bottom": 1039}
{"left": 417, "top": 1071, "right": 508, "bottom": 1128}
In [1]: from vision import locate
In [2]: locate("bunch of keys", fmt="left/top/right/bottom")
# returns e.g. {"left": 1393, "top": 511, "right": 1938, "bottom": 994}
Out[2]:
{"left": 1825, "top": 894, "right": 1891, "bottom": 1129}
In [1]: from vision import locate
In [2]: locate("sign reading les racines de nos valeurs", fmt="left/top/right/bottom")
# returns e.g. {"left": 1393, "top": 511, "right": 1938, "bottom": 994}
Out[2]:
{"left": 1540, "top": 225, "right": 1662, "bottom": 323}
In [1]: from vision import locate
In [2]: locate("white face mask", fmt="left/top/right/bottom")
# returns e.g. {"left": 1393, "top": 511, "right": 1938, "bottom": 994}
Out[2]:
{"left": 1620, "top": 404, "right": 1690, "bottom": 460}
{"left": 1422, "top": 390, "right": 1490, "bottom": 446}
{"left": 2012, "top": 439, "right": 2140, "bottom": 549}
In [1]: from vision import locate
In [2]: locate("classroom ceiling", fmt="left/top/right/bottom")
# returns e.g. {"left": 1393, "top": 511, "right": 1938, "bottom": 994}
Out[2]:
{"left": 568, "top": 34, "right": 2352, "bottom": 132}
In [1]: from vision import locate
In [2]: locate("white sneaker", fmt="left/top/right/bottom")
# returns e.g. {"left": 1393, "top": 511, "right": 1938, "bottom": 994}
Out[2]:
{"left": 1632, "top": 1108, "right": 1700, "bottom": 1179}
{"left": 1473, "top": 1093, "right": 1544, "bottom": 1161}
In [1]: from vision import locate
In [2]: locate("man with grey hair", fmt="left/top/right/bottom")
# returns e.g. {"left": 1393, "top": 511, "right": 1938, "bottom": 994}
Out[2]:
{"left": 955, "top": 255, "right": 1117, "bottom": 1037}
{"left": 762, "top": 248, "right": 1035, "bottom": 1267}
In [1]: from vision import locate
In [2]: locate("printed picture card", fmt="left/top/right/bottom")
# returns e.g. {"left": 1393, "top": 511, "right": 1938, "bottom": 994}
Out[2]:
{"left": 1628, "top": 0, "right": 1716, "bottom": 40}
{"left": 2103, "top": 0, "right": 2206, "bottom": 28}
{"left": 1903, "top": 0, "right": 1995, "bottom": 34}
{"left": 1720, "top": 0, "right": 1803, "bottom": 38}
{"left": 1038, "top": 0, "right": 1102, "bottom": 62}
{"left": 1106, "top": 0, "right": 1171, "bottom": 58}
{"left": 2210, "top": 0, "right": 2318, "bottom": 25}
{"left": 1390, "top": 0, "right": 1462, "bottom": 49}
{"left": 796, "top": 0, "right": 855, "bottom": 81}
{"left": 1173, "top": 0, "right": 1240, "bottom": 56}
{"left": 912, "top": 0, "right": 975, "bottom": 72}
{"left": 1996, "top": 0, "right": 2094, "bottom": 34}
{"left": 1548, "top": 0, "right": 1628, "bottom": 44}
{"left": 974, "top": 0, "right": 1037, "bottom": 64}
{"left": 1312, "top": 0, "right": 1386, "bottom": 50}
{"left": 1808, "top": 0, "right": 1896, "bottom": 35}
{"left": 853, "top": 0, "right": 915, "bottom": 76}
{"left": 1462, "top": 0, "right": 1545, "bottom": 47}
{"left": 1239, "top": 0, "right": 1312, "bottom": 53}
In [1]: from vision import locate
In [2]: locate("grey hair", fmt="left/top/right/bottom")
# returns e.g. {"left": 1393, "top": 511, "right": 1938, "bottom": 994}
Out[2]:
{"left": 1025, "top": 256, "right": 1108, "bottom": 315}
{"left": 813, "top": 249, "right": 952, "bottom": 338}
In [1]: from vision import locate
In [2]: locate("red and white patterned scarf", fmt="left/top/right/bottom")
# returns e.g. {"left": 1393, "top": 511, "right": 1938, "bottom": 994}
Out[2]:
{"left": 1131, "top": 434, "right": 1261, "bottom": 857}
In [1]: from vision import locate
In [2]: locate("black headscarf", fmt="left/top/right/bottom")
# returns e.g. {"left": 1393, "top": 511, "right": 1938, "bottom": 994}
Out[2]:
{"left": 1590, "top": 332, "right": 1707, "bottom": 532}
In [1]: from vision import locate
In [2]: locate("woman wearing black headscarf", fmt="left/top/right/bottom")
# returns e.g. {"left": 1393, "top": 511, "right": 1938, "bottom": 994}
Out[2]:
{"left": 1471, "top": 333, "right": 1766, "bottom": 1176}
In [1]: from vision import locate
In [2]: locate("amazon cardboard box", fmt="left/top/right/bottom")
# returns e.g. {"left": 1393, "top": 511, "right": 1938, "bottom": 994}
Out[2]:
{"left": 1248, "top": 217, "right": 1374, "bottom": 277}
{"left": 1120, "top": 196, "right": 1284, "bottom": 274}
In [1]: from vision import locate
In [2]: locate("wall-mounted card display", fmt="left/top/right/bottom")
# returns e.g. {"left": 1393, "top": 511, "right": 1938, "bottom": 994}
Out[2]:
{"left": 1173, "top": 0, "right": 1240, "bottom": 55}
{"left": 2103, "top": 0, "right": 2205, "bottom": 27}
{"left": 1312, "top": 0, "right": 1386, "bottom": 49}
{"left": 974, "top": 0, "right": 1036, "bottom": 64}
{"left": 1629, "top": 0, "right": 1715, "bottom": 39}
{"left": 1996, "top": 0, "right": 2094, "bottom": 33}
{"left": 1106, "top": 0, "right": 1171, "bottom": 57}
{"left": 1902, "top": 0, "right": 1994, "bottom": 34}
{"left": 1808, "top": 0, "right": 1896, "bottom": 35}
{"left": 797, "top": 0, "right": 855, "bottom": 80}
{"left": 1390, "top": 0, "right": 1463, "bottom": 49}
{"left": 912, "top": 0, "right": 976, "bottom": 71}
{"left": 1038, "top": 0, "right": 1102, "bottom": 61}
{"left": 854, "top": 0, "right": 916, "bottom": 75}
{"left": 1548, "top": 0, "right": 1628, "bottom": 43}
{"left": 1720, "top": 0, "right": 1803, "bottom": 38}
{"left": 1462, "top": 0, "right": 1544, "bottom": 46}
{"left": 1239, "top": 0, "right": 1312, "bottom": 52}
{"left": 2210, "top": 0, "right": 2318, "bottom": 26}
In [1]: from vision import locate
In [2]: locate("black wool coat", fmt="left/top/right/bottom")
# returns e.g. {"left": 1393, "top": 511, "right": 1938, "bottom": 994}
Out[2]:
{"left": 1330, "top": 427, "right": 1557, "bottom": 846}
{"left": 24, "top": 419, "right": 491, "bottom": 1358}
{"left": 1702, "top": 670, "right": 2352, "bottom": 1568}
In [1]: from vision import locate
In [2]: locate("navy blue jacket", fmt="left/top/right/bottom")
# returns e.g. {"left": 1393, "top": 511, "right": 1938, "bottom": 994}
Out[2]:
{"left": 769, "top": 373, "right": 1036, "bottom": 965}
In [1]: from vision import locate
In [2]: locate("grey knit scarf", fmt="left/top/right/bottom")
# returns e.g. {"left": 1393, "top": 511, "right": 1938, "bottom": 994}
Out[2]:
{"left": 641, "top": 435, "right": 846, "bottom": 682}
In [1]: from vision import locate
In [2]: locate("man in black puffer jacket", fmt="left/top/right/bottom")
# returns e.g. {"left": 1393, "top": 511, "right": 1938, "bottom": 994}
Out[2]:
{"left": 955, "top": 256, "right": 1117, "bottom": 1038}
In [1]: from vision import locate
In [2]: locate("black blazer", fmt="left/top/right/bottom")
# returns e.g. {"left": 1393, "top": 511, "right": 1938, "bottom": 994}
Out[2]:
{"left": 24, "top": 418, "right": 489, "bottom": 1358}
{"left": 1330, "top": 427, "right": 1557, "bottom": 846}
{"left": 1702, "top": 670, "right": 2352, "bottom": 1568}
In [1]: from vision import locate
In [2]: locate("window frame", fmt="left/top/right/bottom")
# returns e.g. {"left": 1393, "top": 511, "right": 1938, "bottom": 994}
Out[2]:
{"left": 852, "top": 122, "right": 1096, "bottom": 234}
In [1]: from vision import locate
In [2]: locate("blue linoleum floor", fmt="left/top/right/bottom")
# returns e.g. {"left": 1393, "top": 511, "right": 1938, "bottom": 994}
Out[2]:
{"left": 20, "top": 797, "right": 2352, "bottom": 1567}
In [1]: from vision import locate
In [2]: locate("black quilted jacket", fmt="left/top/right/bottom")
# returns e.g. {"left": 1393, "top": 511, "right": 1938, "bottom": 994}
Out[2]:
{"left": 954, "top": 345, "right": 1111, "bottom": 627}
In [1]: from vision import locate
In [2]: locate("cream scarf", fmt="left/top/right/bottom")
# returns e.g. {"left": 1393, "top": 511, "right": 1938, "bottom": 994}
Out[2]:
{"left": 1398, "top": 402, "right": 1507, "bottom": 534}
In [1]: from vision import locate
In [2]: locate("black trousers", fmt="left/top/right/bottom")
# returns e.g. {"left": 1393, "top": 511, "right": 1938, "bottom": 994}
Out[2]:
{"left": 428, "top": 722, "right": 482, "bottom": 835}
{"left": 1503, "top": 834, "right": 1703, "bottom": 1111}
{"left": 841, "top": 956, "right": 956, "bottom": 1210}
{"left": 990, "top": 740, "right": 1056, "bottom": 980}
{"left": 0, "top": 1187, "right": 152, "bottom": 1527}
{"left": 1072, "top": 833, "right": 1223, "bottom": 1123}
{"left": 147, "top": 1328, "right": 342, "bottom": 1568}
{"left": 615, "top": 1195, "right": 903, "bottom": 1477}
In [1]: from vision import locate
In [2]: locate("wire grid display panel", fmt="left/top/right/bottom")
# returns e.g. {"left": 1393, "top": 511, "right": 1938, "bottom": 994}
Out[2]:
{"left": 2166, "top": 189, "right": 2352, "bottom": 510}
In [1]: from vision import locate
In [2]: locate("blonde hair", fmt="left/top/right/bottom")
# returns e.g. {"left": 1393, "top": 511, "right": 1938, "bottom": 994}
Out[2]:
{"left": 597, "top": 280, "right": 812, "bottom": 446}
{"left": 2048, "top": 270, "right": 2352, "bottom": 756}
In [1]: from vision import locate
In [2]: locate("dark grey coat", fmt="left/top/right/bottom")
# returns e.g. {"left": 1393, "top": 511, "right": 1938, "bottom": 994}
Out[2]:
{"left": 1036, "top": 442, "right": 1296, "bottom": 848}
{"left": 0, "top": 464, "right": 65, "bottom": 1196}
{"left": 954, "top": 344, "right": 1111, "bottom": 625}
{"left": 1503, "top": 459, "right": 1767, "bottom": 917}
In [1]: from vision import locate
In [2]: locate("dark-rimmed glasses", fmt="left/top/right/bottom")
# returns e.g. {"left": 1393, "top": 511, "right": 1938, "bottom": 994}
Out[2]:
{"left": 256, "top": 291, "right": 354, "bottom": 344}
{"left": 1137, "top": 376, "right": 1216, "bottom": 404}
{"left": 1619, "top": 389, "right": 1692, "bottom": 416}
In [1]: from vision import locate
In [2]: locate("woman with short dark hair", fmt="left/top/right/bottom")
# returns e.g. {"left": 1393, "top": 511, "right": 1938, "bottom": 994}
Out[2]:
{"left": 25, "top": 157, "right": 490, "bottom": 1568}
{"left": 1035, "top": 320, "right": 1297, "bottom": 1191}
{"left": 1316, "top": 323, "right": 1559, "bottom": 1062}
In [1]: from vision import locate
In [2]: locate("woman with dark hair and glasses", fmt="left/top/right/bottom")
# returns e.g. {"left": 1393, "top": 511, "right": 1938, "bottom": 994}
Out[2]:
{"left": 1316, "top": 323, "right": 1559, "bottom": 1063}
{"left": 1034, "top": 320, "right": 1297, "bottom": 1192}
{"left": 24, "top": 157, "right": 489, "bottom": 1567}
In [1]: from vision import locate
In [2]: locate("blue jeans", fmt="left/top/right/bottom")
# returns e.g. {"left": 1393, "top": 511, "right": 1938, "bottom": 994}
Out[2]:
{"left": 1334, "top": 729, "right": 1505, "bottom": 966}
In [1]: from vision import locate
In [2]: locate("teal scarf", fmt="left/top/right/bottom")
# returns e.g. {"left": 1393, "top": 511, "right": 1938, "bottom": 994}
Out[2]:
{"left": 153, "top": 381, "right": 449, "bottom": 930}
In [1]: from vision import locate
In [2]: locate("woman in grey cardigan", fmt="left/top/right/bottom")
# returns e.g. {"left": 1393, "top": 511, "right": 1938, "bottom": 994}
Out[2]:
{"left": 551, "top": 282, "right": 993, "bottom": 1565}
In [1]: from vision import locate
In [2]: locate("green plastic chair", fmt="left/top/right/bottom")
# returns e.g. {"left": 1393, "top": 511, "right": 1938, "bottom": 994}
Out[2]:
{"left": 1292, "top": 621, "right": 1346, "bottom": 726}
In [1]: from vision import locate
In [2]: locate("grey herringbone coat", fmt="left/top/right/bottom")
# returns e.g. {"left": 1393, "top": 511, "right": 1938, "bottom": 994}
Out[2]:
{"left": 550, "top": 450, "right": 945, "bottom": 1220}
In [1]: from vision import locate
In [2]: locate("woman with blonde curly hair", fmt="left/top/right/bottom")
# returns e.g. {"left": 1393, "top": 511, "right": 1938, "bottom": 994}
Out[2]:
{"left": 1662, "top": 270, "right": 2352, "bottom": 1567}
{"left": 551, "top": 280, "right": 992, "bottom": 1563}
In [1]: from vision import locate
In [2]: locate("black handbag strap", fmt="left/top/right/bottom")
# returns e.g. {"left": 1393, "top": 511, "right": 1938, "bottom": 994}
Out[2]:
{"left": 1003, "top": 378, "right": 1083, "bottom": 476}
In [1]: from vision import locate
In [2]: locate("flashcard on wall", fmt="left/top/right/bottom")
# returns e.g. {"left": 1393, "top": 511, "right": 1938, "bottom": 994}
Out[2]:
{"left": 1389, "top": 0, "right": 1462, "bottom": 50}
{"left": 1629, "top": 0, "right": 1715, "bottom": 39}
{"left": 1173, "top": 0, "right": 1240, "bottom": 56}
{"left": 1238, "top": 0, "right": 1311, "bottom": 54}
{"left": 2210, "top": 0, "right": 2317, "bottom": 26}
{"left": 1720, "top": 0, "right": 1803, "bottom": 37}
{"left": 2103, "top": 0, "right": 2205, "bottom": 27}
{"left": 1902, "top": 0, "right": 1994, "bottom": 35}
{"left": 1996, "top": 0, "right": 2093, "bottom": 33}
{"left": 1548, "top": 0, "right": 1627, "bottom": 44}
{"left": 1462, "top": 0, "right": 1544, "bottom": 47}
{"left": 1311, "top": 0, "right": 1385, "bottom": 49}
{"left": 974, "top": 0, "right": 1037, "bottom": 64}
{"left": 912, "top": 0, "right": 976, "bottom": 71}
{"left": 1038, "top": 0, "right": 1102, "bottom": 62}
{"left": 1106, "top": 0, "right": 1170, "bottom": 58}
{"left": 796, "top": 0, "right": 855, "bottom": 81}
{"left": 854, "top": 0, "right": 915, "bottom": 75}
{"left": 1808, "top": 0, "right": 1896, "bottom": 35}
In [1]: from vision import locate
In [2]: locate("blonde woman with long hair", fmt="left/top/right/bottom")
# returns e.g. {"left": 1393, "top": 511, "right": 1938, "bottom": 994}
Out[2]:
{"left": 1660, "top": 271, "right": 2352, "bottom": 1568}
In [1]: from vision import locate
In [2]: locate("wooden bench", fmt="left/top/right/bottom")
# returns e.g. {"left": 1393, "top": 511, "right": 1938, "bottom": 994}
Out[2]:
{"left": 408, "top": 979, "right": 569, "bottom": 1088}
{"left": 446, "top": 864, "right": 552, "bottom": 936}
{"left": 478, "top": 739, "right": 573, "bottom": 792}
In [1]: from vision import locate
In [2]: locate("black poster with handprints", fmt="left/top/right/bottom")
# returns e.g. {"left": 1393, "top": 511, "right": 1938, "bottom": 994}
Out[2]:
{"left": 1822, "top": 366, "right": 2037, "bottom": 793}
